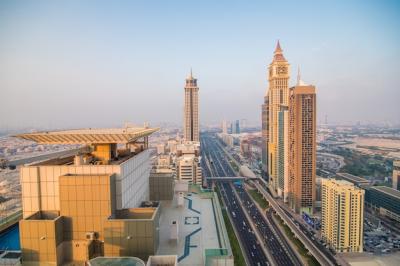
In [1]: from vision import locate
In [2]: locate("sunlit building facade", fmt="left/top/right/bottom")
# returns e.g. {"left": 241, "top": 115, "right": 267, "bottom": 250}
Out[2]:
{"left": 267, "top": 41, "right": 290, "bottom": 195}
{"left": 321, "top": 179, "right": 364, "bottom": 253}
{"left": 15, "top": 128, "right": 161, "bottom": 265}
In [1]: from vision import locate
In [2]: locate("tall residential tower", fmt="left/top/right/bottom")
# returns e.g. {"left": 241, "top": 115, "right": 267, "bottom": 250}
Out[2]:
{"left": 183, "top": 70, "right": 199, "bottom": 142}
{"left": 267, "top": 41, "right": 290, "bottom": 195}
{"left": 288, "top": 77, "right": 316, "bottom": 214}
{"left": 321, "top": 179, "right": 364, "bottom": 253}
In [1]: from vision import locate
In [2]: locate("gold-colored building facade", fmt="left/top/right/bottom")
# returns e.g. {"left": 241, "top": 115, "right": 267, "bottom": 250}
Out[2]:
{"left": 321, "top": 179, "right": 364, "bottom": 253}
{"left": 15, "top": 128, "right": 160, "bottom": 265}
{"left": 19, "top": 173, "right": 160, "bottom": 265}
{"left": 267, "top": 41, "right": 290, "bottom": 195}
{"left": 288, "top": 84, "right": 316, "bottom": 214}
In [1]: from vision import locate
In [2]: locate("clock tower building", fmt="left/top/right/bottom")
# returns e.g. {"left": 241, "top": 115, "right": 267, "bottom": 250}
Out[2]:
{"left": 267, "top": 41, "right": 290, "bottom": 196}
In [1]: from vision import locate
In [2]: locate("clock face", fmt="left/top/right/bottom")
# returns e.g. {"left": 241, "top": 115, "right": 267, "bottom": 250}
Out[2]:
{"left": 277, "top": 66, "right": 287, "bottom": 74}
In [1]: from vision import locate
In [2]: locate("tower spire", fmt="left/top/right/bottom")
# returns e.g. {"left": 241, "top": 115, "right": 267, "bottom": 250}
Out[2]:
{"left": 273, "top": 40, "right": 286, "bottom": 61}
{"left": 275, "top": 40, "right": 282, "bottom": 53}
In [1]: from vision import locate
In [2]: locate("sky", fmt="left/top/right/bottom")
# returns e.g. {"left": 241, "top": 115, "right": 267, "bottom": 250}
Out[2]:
{"left": 0, "top": 0, "right": 399, "bottom": 130}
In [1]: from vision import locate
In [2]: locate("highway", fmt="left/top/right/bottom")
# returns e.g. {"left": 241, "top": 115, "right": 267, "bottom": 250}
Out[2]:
{"left": 201, "top": 133, "right": 303, "bottom": 266}
{"left": 203, "top": 132, "right": 338, "bottom": 266}
{"left": 235, "top": 184, "right": 302, "bottom": 266}
{"left": 251, "top": 179, "right": 338, "bottom": 266}
{"left": 202, "top": 134, "right": 270, "bottom": 265}
{"left": 219, "top": 182, "right": 270, "bottom": 266}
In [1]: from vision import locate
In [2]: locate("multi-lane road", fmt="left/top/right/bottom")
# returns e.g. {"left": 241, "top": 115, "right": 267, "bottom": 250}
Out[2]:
{"left": 252, "top": 179, "right": 338, "bottom": 266}
{"left": 202, "top": 134, "right": 269, "bottom": 265}
{"left": 201, "top": 133, "right": 303, "bottom": 266}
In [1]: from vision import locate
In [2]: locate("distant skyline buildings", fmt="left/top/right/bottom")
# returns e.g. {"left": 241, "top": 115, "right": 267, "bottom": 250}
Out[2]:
{"left": 0, "top": 1, "right": 399, "bottom": 130}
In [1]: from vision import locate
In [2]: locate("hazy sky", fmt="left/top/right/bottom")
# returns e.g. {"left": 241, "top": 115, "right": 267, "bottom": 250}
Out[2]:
{"left": 0, "top": 0, "right": 399, "bottom": 130}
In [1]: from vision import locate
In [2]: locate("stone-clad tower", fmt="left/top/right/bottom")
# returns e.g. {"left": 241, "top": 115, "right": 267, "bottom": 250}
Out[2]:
{"left": 267, "top": 41, "right": 290, "bottom": 195}
{"left": 184, "top": 70, "right": 199, "bottom": 142}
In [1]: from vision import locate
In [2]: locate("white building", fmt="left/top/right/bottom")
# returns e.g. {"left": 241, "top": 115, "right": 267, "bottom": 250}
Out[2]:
{"left": 176, "top": 154, "right": 202, "bottom": 185}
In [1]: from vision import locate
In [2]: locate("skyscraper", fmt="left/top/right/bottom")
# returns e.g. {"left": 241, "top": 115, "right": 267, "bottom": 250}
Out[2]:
{"left": 267, "top": 41, "right": 290, "bottom": 195}
{"left": 288, "top": 76, "right": 316, "bottom": 214}
{"left": 222, "top": 120, "right": 228, "bottom": 134}
{"left": 261, "top": 94, "right": 269, "bottom": 176}
{"left": 321, "top": 179, "right": 364, "bottom": 253}
{"left": 183, "top": 70, "right": 199, "bottom": 142}
{"left": 235, "top": 120, "right": 240, "bottom": 134}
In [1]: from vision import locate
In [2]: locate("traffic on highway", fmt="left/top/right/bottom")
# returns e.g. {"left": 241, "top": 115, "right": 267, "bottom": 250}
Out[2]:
{"left": 201, "top": 133, "right": 303, "bottom": 266}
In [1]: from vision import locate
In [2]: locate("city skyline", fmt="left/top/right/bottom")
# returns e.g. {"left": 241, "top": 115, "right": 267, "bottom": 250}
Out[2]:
{"left": 1, "top": 1, "right": 400, "bottom": 130}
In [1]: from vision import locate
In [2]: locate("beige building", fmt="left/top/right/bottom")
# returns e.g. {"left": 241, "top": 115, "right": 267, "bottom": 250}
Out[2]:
{"left": 167, "top": 139, "right": 178, "bottom": 154}
{"left": 287, "top": 80, "right": 316, "bottom": 215}
{"left": 267, "top": 41, "right": 290, "bottom": 195}
{"left": 183, "top": 70, "right": 200, "bottom": 142}
{"left": 176, "top": 154, "right": 202, "bottom": 185}
{"left": 156, "top": 143, "right": 165, "bottom": 155}
{"left": 176, "top": 141, "right": 200, "bottom": 157}
{"left": 393, "top": 161, "right": 400, "bottom": 191}
{"left": 321, "top": 179, "right": 364, "bottom": 253}
{"left": 15, "top": 127, "right": 162, "bottom": 265}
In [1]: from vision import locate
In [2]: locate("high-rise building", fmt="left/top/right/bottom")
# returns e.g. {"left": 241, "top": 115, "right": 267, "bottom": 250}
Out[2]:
{"left": 222, "top": 120, "right": 228, "bottom": 134}
{"left": 261, "top": 94, "right": 269, "bottom": 176}
{"left": 288, "top": 78, "right": 316, "bottom": 214}
{"left": 183, "top": 70, "right": 199, "bottom": 142}
{"left": 393, "top": 161, "right": 400, "bottom": 190}
{"left": 235, "top": 120, "right": 240, "bottom": 134}
{"left": 277, "top": 105, "right": 289, "bottom": 201}
{"left": 267, "top": 41, "right": 290, "bottom": 195}
{"left": 14, "top": 127, "right": 161, "bottom": 264}
{"left": 321, "top": 179, "right": 364, "bottom": 253}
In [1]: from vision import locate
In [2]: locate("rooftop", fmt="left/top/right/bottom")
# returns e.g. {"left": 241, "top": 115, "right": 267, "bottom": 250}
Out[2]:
{"left": 13, "top": 127, "right": 159, "bottom": 145}
{"left": 336, "top": 173, "right": 370, "bottom": 184}
{"left": 372, "top": 186, "right": 400, "bottom": 199}
{"left": 88, "top": 257, "right": 145, "bottom": 266}
{"left": 26, "top": 211, "right": 60, "bottom": 220}
{"left": 157, "top": 185, "right": 232, "bottom": 265}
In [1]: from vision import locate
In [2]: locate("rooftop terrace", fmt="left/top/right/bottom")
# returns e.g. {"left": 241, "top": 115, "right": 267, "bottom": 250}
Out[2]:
{"left": 157, "top": 185, "right": 232, "bottom": 266}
